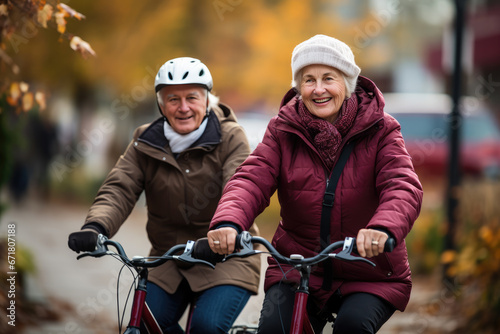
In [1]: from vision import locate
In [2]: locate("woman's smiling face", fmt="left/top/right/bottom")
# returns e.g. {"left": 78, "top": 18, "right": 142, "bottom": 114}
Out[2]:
{"left": 300, "top": 64, "right": 346, "bottom": 124}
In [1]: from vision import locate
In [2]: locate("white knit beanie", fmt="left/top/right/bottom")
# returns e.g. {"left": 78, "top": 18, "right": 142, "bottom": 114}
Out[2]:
{"left": 291, "top": 34, "right": 361, "bottom": 96}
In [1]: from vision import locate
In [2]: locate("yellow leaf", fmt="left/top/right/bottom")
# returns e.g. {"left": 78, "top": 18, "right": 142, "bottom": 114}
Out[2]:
{"left": 55, "top": 12, "right": 66, "bottom": 34}
{"left": 69, "top": 36, "right": 96, "bottom": 58}
{"left": 22, "top": 92, "right": 34, "bottom": 112}
{"left": 9, "top": 82, "right": 21, "bottom": 103}
{"left": 37, "top": 4, "right": 53, "bottom": 28}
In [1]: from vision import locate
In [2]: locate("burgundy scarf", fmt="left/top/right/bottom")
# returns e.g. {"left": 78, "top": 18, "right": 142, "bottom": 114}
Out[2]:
{"left": 297, "top": 95, "right": 358, "bottom": 170}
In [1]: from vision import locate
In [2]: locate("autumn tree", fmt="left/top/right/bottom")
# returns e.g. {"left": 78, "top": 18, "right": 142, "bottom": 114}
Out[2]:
{"left": 0, "top": 0, "right": 94, "bottom": 216}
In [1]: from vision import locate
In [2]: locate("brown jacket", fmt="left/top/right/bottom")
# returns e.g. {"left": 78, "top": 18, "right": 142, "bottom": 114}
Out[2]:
{"left": 85, "top": 104, "right": 261, "bottom": 294}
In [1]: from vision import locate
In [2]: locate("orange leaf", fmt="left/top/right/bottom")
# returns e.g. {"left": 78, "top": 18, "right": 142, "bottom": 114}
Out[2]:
{"left": 441, "top": 250, "right": 456, "bottom": 264}
{"left": 479, "top": 226, "right": 493, "bottom": 244}
{"left": 69, "top": 36, "right": 96, "bottom": 58}
{"left": 55, "top": 12, "right": 66, "bottom": 34}
{"left": 37, "top": 4, "right": 53, "bottom": 28}
{"left": 58, "top": 3, "right": 86, "bottom": 20}
{"left": 6, "top": 96, "right": 17, "bottom": 107}
{"left": 9, "top": 82, "right": 21, "bottom": 104}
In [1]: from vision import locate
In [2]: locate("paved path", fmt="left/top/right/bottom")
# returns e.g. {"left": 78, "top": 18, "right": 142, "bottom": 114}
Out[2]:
{"left": 1, "top": 198, "right": 457, "bottom": 333}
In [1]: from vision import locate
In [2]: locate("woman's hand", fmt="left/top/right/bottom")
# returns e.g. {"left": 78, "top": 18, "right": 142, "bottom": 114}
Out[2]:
{"left": 356, "top": 228, "right": 389, "bottom": 258}
{"left": 207, "top": 227, "right": 238, "bottom": 255}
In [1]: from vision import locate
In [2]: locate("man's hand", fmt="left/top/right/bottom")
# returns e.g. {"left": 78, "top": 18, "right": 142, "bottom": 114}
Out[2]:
{"left": 68, "top": 229, "right": 99, "bottom": 253}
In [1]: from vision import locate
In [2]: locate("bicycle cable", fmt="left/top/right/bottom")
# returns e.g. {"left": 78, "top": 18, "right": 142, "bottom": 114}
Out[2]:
{"left": 277, "top": 266, "right": 296, "bottom": 334}
{"left": 268, "top": 250, "right": 332, "bottom": 334}
{"left": 108, "top": 252, "right": 139, "bottom": 333}
{"left": 118, "top": 263, "right": 138, "bottom": 333}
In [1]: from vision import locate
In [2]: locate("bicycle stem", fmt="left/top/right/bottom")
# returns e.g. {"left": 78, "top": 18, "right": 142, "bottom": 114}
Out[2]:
{"left": 291, "top": 265, "right": 314, "bottom": 334}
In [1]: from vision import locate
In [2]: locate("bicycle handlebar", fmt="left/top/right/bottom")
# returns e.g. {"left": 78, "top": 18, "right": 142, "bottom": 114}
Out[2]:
{"left": 76, "top": 234, "right": 215, "bottom": 269}
{"left": 193, "top": 232, "right": 396, "bottom": 268}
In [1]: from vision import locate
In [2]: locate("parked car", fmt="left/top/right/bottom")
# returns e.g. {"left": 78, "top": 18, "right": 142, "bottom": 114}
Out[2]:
{"left": 383, "top": 93, "right": 500, "bottom": 179}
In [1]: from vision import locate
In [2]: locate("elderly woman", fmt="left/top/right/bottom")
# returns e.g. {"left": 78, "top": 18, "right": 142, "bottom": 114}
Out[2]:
{"left": 208, "top": 35, "right": 423, "bottom": 333}
{"left": 68, "top": 57, "right": 260, "bottom": 333}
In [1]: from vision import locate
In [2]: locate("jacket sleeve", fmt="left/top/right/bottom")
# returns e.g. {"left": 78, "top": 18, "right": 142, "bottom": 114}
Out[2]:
{"left": 211, "top": 118, "right": 281, "bottom": 231}
{"left": 368, "top": 116, "right": 423, "bottom": 244}
{"left": 84, "top": 128, "right": 145, "bottom": 237}
{"left": 220, "top": 122, "right": 251, "bottom": 187}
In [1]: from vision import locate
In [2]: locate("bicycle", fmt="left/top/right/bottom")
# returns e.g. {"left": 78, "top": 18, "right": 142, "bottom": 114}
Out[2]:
{"left": 76, "top": 234, "right": 218, "bottom": 334}
{"left": 193, "top": 231, "right": 395, "bottom": 334}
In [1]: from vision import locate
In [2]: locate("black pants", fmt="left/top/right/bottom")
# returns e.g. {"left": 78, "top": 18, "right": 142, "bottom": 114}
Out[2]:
{"left": 257, "top": 283, "right": 396, "bottom": 334}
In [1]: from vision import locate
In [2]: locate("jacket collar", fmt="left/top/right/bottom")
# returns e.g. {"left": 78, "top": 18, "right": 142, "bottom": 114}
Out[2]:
{"left": 138, "top": 110, "right": 221, "bottom": 154}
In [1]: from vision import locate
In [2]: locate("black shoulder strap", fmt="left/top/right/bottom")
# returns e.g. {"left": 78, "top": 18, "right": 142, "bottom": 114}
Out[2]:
{"left": 320, "top": 140, "right": 355, "bottom": 290}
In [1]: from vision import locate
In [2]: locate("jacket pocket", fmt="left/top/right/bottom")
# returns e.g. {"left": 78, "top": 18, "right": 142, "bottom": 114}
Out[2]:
{"left": 337, "top": 253, "right": 395, "bottom": 281}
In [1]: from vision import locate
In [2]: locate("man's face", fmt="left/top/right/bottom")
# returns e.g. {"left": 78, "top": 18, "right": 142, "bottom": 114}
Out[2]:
{"left": 158, "top": 84, "right": 208, "bottom": 134}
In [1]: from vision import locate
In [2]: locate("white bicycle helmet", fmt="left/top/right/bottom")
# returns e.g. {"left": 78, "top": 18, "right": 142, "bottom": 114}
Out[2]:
{"left": 155, "top": 57, "right": 213, "bottom": 92}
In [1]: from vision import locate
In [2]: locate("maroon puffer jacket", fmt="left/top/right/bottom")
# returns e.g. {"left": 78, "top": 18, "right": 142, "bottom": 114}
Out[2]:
{"left": 211, "top": 77, "right": 423, "bottom": 311}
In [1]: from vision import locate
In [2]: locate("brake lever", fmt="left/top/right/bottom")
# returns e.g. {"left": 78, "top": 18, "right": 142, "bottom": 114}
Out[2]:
{"left": 334, "top": 237, "right": 376, "bottom": 267}
{"left": 77, "top": 234, "right": 110, "bottom": 260}
{"left": 176, "top": 240, "right": 215, "bottom": 269}
{"left": 224, "top": 231, "right": 259, "bottom": 261}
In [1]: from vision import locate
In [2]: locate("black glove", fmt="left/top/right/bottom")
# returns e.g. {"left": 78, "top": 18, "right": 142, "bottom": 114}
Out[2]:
{"left": 68, "top": 223, "right": 106, "bottom": 253}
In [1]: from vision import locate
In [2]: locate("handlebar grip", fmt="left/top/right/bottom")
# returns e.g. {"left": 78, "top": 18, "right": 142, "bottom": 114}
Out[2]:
{"left": 352, "top": 237, "right": 396, "bottom": 254}
{"left": 235, "top": 233, "right": 243, "bottom": 248}
{"left": 192, "top": 238, "right": 225, "bottom": 265}
{"left": 384, "top": 238, "right": 396, "bottom": 252}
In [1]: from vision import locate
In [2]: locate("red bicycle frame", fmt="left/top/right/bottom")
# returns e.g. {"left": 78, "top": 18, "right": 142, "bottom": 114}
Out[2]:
{"left": 124, "top": 266, "right": 198, "bottom": 333}
{"left": 291, "top": 291, "right": 314, "bottom": 334}
{"left": 124, "top": 269, "right": 163, "bottom": 334}
{"left": 290, "top": 261, "right": 315, "bottom": 334}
